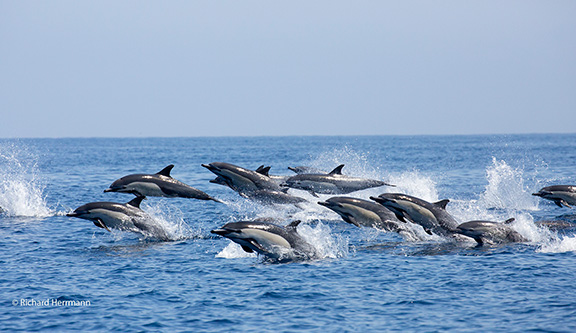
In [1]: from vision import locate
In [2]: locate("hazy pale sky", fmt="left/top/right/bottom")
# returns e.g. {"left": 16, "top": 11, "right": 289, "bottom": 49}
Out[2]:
{"left": 1, "top": 1, "right": 575, "bottom": 138}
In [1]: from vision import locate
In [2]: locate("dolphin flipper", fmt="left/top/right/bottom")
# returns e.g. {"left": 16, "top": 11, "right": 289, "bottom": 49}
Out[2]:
{"left": 241, "top": 245, "right": 254, "bottom": 253}
{"left": 93, "top": 219, "right": 111, "bottom": 232}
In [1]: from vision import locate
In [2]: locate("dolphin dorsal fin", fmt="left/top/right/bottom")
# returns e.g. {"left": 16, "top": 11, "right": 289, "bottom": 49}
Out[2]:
{"left": 255, "top": 165, "right": 271, "bottom": 177}
{"left": 287, "top": 220, "right": 302, "bottom": 229}
{"left": 127, "top": 196, "right": 145, "bottom": 208}
{"left": 156, "top": 165, "right": 175, "bottom": 177}
{"left": 434, "top": 199, "right": 450, "bottom": 209}
{"left": 504, "top": 218, "right": 515, "bottom": 224}
{"left": 329, "top": 164, "right": 345, "bottom": 175}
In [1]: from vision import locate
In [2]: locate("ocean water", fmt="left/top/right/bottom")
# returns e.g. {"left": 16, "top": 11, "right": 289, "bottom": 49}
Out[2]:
{"left": 1, "top": 134, "right": 576, "bottom": 332}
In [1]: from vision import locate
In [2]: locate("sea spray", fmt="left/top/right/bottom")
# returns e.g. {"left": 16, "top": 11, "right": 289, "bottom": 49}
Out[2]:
{"left": 0, "top": 143, "right": 51, "bottom": 217}
{"left": 387, "top": 170, "right": 439, "bottom": 202}
{"left": 142, "top": 200, "right": 198, "bottom": 241}
{"left": 537, "top": 234, "right": 576, "bottom": 253}
{"left": 479, "top": 157, "right": 538, "bottom": 211}
{"left": 298, "top": 221, "right": 349, "bottom": 259}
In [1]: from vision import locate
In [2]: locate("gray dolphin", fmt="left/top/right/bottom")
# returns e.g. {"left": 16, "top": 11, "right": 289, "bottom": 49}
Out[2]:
{"left": 532, "top": 185, "right": 576, "bottom": 208}
{"left": 317, "top": 196, "right": 409, "bottom": 233}
{"left": 211, "top": 220, "right": 317, "bottom": 261}
{"left": 288, "top": 166, "right": 326, "bottom": 175}
{"left": 281, "top": 164, "right": 394, "bottom": 197}
{"left": 370, "top": 193, "right": 460, "bottom": 237}
{"left": 455, "top": 218, "right": 527, "bottom": 246}
{"left": 202, "top": 162, "right": 281, "bottom": 192}
{"left": 203, "top": 162, "right": 306, "bottom": 204}
{"left": 105, "top": 165, "right": 220, "bottom": 202}
{"left": 67, "top": 197, "right": 169, "bottom": 240}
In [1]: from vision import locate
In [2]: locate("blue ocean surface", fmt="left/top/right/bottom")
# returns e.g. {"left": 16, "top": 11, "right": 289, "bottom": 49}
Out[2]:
{"left": 1, "top": 134, "right": 576, "bottom": 331}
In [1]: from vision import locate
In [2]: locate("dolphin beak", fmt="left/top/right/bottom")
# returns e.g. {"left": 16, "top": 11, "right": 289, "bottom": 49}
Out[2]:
{"left": 66, "top": 211, "right": 82, "bottom": 217}
{"left": 370, "top": 196, "right": 395, "bottom": 206}
{"left": 104, "top": 185, "right": 125, "bottom": 193}
{"left": 202, "top": 164, "right": 218, "bottom": 172}
{"left": 317, "top": 201, "right": 329, "bottom": 207}
{"left": 370, "top": 196, "right": 384, "bottom": 204}
{"left": 211, "top": 228, "right": 230, "bottom": 236}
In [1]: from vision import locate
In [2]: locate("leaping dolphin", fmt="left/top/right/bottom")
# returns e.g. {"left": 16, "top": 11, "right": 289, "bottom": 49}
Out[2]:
{"left": 203, "top": 162, "right": 306, "bottom": 204}
{"left": 317, "top": 196, "right": 417, "bottom": 238}
{"left": 455, "top": 218, "right": 527, "bottom": 246}
{"left": 532, "top": 185, "right": 576, "bottom": 208}
{"left": 211, "top": 220, "right": 318, "bottom": 261}
{"left": 281, "top": 164, "right": 394, "bottom": 197}
{"left": 105, "top": 165, "right": 220, "bottom": 202}
{"left": 370, "top": 193, "right": 460, "bottom": 237}
{"left": 202, "top": 162, "right": 281, "bottom": 192}
{"left": 67, "top": 197, "right": 169, "bottom": 240}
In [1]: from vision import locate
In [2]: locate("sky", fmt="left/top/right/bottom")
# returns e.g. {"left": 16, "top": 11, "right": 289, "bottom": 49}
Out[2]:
{"left": 1, "top": 1, "right": 575, "bottom": 138}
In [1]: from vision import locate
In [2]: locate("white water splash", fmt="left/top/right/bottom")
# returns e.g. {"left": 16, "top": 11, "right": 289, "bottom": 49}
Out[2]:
{"left": 479, "top": 157, "right": 538, "bottom": 211}
{"left": 308, "top": 146, "right": 379, "bottom": 179}
{"left": 214, "top": 220, "right": 348, "bottom": 261}
{"left": 538, "top": 235, "right": 576, "bottom": 253}
{"left": 142, "top": 201, "right": 198, "bottom": 241}
{"left": 216, "top": 242, "right": 258, "bottom": 258}
{"left": 298, "top": 221, "right": 349, "bottom": 259}
{"left": 0, "top": 143, "right": 52, "bottom": 217}
{"left": 387, "top": 170, "right": 439, "bottom": 202}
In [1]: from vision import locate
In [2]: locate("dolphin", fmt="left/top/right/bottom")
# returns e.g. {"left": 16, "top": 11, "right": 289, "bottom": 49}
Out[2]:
{"left": 288, "top": 166, "right": 326, "bottom": 175}
{"left": 370, "top": 193, "right": 460, "bottom": 237}
{"left": 317, "top": 196, "right": 409, "bottom": 233}
{"left": 211, "top": 220, "right": 317, "bottom": 261}
{"left": 532, "top": 185, "right": 576, "bottom": 208}
{"left": 455, "top": 218, "right": 527, "bottom": 246}
{"left": 281, "top": 164, "right": 394, "bottom": 197}
{"left": 105, "top": 165, "right": 220, "bottom": 202}
{"left": 67, "top": 197, "right": 169, "bottom": 240}
{"left": 202, "top": 162, "right": 282, "bottom": 192}
{"left": 203, "top": 162, "right": 306, "bottom": 204}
